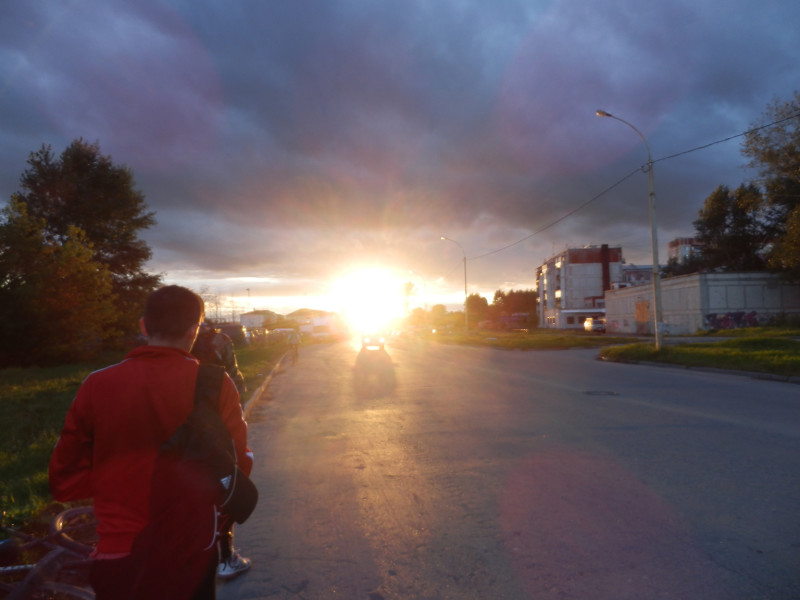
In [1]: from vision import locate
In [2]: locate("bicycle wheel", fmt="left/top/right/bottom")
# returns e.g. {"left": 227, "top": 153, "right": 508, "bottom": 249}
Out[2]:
{"left": 13, "top": 581, "right": 94, "bottom": 600}
{"left": 33, "top": 582, "right": 94, "bottom": 600}
{"left": 5, "top": 548, "right": 93, "bottom": 600}
{"left": 50, "top": 508, "right": 96, "bottom": 557}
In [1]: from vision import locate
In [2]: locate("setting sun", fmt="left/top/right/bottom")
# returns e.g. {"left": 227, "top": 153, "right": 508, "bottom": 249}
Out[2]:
{"left": 329, "top": 268, "right": 406, "bottom": 333}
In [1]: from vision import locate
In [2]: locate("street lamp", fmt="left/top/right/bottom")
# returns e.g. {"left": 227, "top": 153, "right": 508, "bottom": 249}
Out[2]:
{"left": 596, "top": 109, "right": 663, "bottom": 349}
{"left": 440, "top": 236, "right": 469, "bottom": 333}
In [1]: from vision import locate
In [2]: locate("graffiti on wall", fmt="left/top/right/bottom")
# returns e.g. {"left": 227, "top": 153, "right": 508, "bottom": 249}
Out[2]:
{"left": 703, "top": 311, "right": 761, "bottom": 329}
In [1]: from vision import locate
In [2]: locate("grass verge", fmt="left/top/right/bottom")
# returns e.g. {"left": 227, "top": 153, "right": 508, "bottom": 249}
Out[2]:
{"left": 0, "top": 342, "right": 286, "bottom": 530}
{"left": 598, "top": 336, "right": 800, "bottom": 378}
{"left": 420, "top": 329, "right": 640, "bottom": 350}
{"left": 423, "top": 327, "right": 800, "bottom": 378}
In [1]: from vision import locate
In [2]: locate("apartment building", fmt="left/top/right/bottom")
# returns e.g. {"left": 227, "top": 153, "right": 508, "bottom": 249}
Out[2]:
{"left": 668, "top": 237, "right": 704, "bottom": 263}
{"left": 534, "top": 245, "right": 623, "bottom": 329}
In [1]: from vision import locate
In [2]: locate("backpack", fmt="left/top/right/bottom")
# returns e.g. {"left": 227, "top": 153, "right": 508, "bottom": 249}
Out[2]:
{"left": 158, "top": 364, "right": 257, "bottom": 523}
{"left": 129, "top": 365, "right": 258, "bottom": 598}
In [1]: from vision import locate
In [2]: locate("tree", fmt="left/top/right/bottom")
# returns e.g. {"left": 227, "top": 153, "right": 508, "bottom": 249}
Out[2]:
{"left": 492, "top": 290, "right": 507, "bottom": 311}
{"left": 430, "top": 304, "right": 448, "bottom": 329}
{"left": 742, "top": 91, "right": 800, "bottom": 277}
{"left": 503, "top": 289, "right": 538, "bottom": 315}
{"left": 692, "top": 184, "right": 772, "bottom": 272}
{"left": 661, "top": 253, "right": 706, "bottom": 278}
{"left": 0, "top": 199, "right": 117, "bottom": 365}
{"left": 770, "top": 209, "right": 800, "bottom": 276}
{"left": 466, "top": 293, "right": 489, "bottom": 327}
{"left": 492, "top": 289, "right": 537, "bottom": 315}
{"left": 13, "top": 139, "right": 161, "bottom": 336}
{"left": 407, "top": 307, "right": 427, "bottom": 328}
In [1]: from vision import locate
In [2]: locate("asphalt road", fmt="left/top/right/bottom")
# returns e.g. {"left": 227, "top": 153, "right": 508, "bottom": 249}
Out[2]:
{"left": 219, "top": 337, "right": 800, "bottom": 600}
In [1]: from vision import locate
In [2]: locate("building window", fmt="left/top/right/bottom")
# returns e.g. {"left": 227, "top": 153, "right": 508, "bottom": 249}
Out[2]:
{"left": 566, "top": 316, "right": 574, "bottom": 324}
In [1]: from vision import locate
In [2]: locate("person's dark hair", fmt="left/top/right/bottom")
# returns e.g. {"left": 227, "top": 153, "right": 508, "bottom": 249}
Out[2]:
{"left": 143, "top": 285, "right": 204, "bottom": 340}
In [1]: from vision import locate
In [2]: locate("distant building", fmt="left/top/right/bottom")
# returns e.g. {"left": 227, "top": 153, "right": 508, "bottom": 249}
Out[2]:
{"left": 240, "top": 310, "right": 280, "bottom": 329}
{"left": 534, "top": 244, "right": 623, "bottom": 330}
{"left": 619, "top": 264, "right": 652, "bottom": 288}
{"left": 668, "top": 237, "right": 704, "bottom": 264}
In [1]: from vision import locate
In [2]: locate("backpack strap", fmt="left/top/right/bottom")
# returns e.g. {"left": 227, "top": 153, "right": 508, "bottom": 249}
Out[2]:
{"left": 195, "top": 364, "right": 226, "bottom": 411}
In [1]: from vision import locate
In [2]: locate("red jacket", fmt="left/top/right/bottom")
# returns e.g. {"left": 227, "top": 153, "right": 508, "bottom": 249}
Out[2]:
{"left": 49, "top": 345, "right": 253, "bottom": 555}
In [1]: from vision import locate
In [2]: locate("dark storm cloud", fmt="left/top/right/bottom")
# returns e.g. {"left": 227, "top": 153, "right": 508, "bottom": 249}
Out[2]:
{"left": 1, "top": 0, "right": 798, "bottom": 304}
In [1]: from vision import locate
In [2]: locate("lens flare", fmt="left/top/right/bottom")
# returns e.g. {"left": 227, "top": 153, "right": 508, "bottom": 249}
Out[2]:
{"left": 329, "top": 268, "right": 406, "bottom": 334}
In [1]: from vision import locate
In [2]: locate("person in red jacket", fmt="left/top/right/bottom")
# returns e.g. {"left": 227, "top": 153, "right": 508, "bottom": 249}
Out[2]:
{"left": 49, "top": 285, "right": 253, "bottom": 599}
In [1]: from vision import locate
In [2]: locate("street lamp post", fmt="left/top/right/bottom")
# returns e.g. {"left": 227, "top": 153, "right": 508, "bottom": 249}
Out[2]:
{"left": 440, "top": 236, "right": 469, "bottom": 333}
{"left": 596, "top": 109, "right": 663, "bottom": 350}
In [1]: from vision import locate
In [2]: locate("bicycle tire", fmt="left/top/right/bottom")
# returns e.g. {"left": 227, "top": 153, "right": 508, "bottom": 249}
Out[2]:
{"left": 16, "top": 581, "right": 95, "bottom": 600}
{"left": 5, "top": 548, "right": 93, "bottom": 600}
{"left": 50, "top": 508, "right": 96, "bottom": 557}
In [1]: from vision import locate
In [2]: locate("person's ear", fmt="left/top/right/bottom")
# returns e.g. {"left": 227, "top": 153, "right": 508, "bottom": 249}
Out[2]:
{"left": 186, "top": 322, "right": 201, "bottom": 343}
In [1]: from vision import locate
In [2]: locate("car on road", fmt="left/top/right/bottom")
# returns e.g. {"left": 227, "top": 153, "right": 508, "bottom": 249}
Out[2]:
{"left": 361, "top": 331, "right": 386, "bottom": 350}
{"left": 584, "top": 317, "right": 606, "bottom": 333}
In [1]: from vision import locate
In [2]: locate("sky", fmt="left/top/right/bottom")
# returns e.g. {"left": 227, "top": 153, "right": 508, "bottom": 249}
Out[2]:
{"left": 1, "top": 0, "right": 799, "bottom": 319}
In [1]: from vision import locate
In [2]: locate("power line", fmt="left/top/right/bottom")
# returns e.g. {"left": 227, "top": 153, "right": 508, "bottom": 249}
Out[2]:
{"left": 468, "top": 167, "right": 640, "bottom": 260}
{"left": 442, "top": 257, "right": 464, "bottom": 280}
{"left": 466, "top": 110, "right": 800, "bottom": 262}
{"left": 654, "top": 111, "right": 800, "bottom": 164}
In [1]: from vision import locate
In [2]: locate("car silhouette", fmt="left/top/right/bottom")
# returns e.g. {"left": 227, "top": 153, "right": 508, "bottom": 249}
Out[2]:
{"left": 584, "top": 317, "right": 606, "bottom": 333}
{"left": 361, "top": 332, "right": 386, "bottom": 350}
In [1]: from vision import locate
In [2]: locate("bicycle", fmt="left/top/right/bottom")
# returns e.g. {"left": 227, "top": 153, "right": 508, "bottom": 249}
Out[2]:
{"left": 1, "top": 506, "right": 97, "bottom": 599}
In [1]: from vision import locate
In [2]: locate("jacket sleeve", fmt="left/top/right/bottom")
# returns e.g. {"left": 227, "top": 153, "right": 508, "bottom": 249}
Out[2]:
{"left": 219, "top": 375, "right": 253, "bottom": 476}
{"left": 49, "top": 388, "right": 94, "bottom": 501}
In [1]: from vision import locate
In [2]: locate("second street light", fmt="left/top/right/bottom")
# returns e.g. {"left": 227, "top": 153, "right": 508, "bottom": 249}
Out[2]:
{"left": 440, "top": 236, "right": 469, "bottom": 333}
{"left": 596, "top": 109, "right": 664, "bottom": 350}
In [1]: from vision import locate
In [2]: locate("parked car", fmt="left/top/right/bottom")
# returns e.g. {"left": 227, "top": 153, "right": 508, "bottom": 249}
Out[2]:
{"left": 269, "top": 327, "right": 296, "bottom": 343}
{"left": 311, "top": 324, "right": 332, "bottom": 342}
{"left": 219, "top": 323, "right": 248, "bottom": 346}
{"left": 584, "top": 317, "right": 606, "bottom": 333}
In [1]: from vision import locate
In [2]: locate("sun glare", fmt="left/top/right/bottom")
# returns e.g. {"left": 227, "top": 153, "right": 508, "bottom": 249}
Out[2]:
{"left": 329, "top": 268, "right": 406, "bottom": 334}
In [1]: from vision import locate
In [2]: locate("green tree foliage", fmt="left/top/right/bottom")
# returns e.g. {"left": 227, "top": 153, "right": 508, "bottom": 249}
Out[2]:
{"left": 692, "top": 184, "right": 772, "bottom": 272}
{"left": 661, "top": 254, "right": 706, "bottom": 278}
{"left": 0, "top": 199, "right": 117, "bottom": 365}
{"left": 406, "top": 289, "right": 538, "bottom": 331}
{"left": 771, "top": 209, "right": 800, "bottom": 275}
{"left": 429, "top": 304, "right": 448, "bottom": 328}
{"left": 466, "top": 293, "right": 489, "bottom": 327}
{"left": 480, "top": 289, "right": 538, "bottom": 329}
{"left": 13, "top": 139, "right": 161, "bottom": 336}
{"left": 492, "top": 289, "right": 538, "bottom": 315}
{"left": 742, "top": 91, "right": 800, "bottom": 277}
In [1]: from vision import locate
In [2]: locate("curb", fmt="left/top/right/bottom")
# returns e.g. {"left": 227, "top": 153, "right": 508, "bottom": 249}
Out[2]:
{"left": 601, "top": 356, "right": 800, "bottom": 385}
{"left": 242, "top": 351, "right": 289, "bottom": 420}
